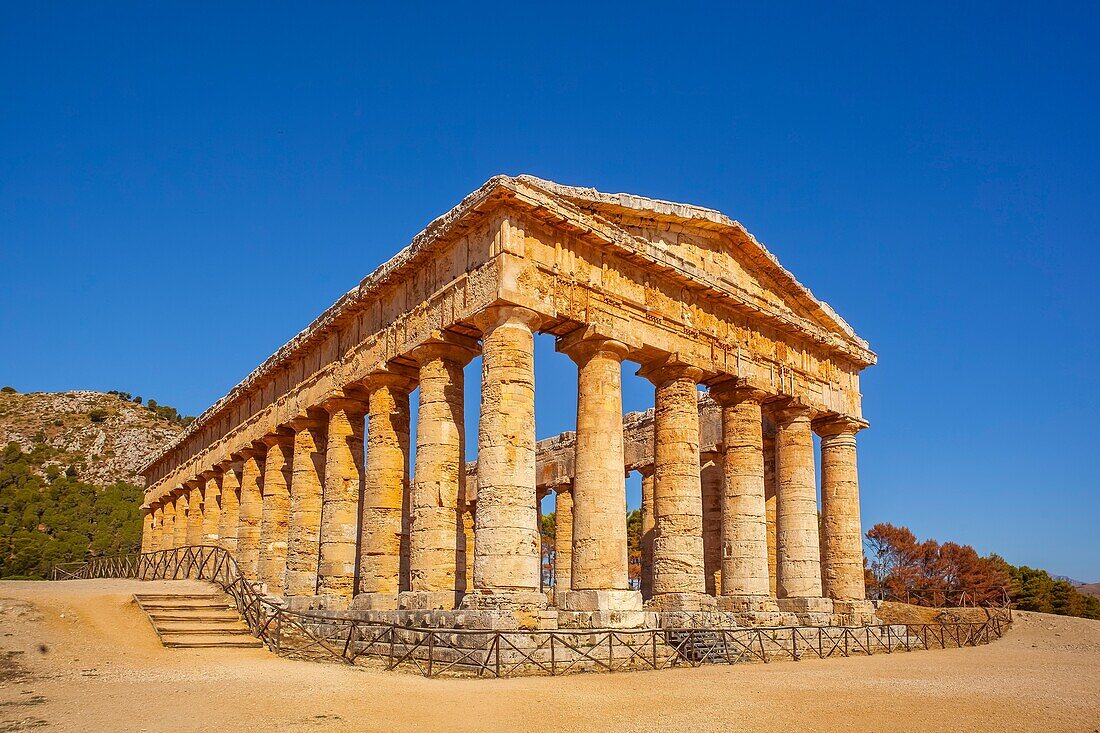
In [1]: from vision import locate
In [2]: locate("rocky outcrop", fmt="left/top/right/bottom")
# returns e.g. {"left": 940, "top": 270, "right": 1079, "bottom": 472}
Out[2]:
{"left": 0, "top": 390, "right": 184, "bottom": 486}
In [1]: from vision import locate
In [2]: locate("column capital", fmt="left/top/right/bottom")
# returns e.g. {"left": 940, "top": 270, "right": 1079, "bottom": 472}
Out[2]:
{"left": 319, "top": 393, "right": 369, "bottom": 415}
{"left": 198, "top": 469, "right": 218, "bottom": 482}
{"left": 552, "top": 480, "right": 573, "bottom": 495}
{"left": 556, "top": 331, "right": 630, "bottom": 366}
{"left": 287, "top": 413, "right": 327, "bottom": 432}
{"left": 404, "top": 338, "right": 473, "bottom": 367}
{"left": 708, "top": 378, "right": 770, "bottom": 407}
{"left": 235, "top": 445, "right": 265, "bottom": 461}
{"left": 768, "top": 396, "right": 814, "bottom": 425}
{"left": 469, "top": 303, "right": 541, "bottom": 334}
{"left": 360, "top": 366, "right": 418, "bottom": 395}
{"left": 636, "top": 354, "right": 703, "bottom": 387}
{"left": 257, "top": 431, "right": 295, "bottom": 449}
{"left": 812, "top": 413, "right": 869, "bottom": 437}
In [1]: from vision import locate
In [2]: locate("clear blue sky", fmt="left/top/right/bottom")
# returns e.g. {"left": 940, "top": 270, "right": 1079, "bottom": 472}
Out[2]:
{"left": 2, "top": 4, "right": 1097, "bottom": 581}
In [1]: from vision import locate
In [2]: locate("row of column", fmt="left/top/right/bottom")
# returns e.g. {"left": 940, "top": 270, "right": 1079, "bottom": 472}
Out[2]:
{"left": 143, "top": 306, "right": 866, "bottom": 614}
{"left": 144, "top": 305, "right": 546, "bottom": 611}
{"left": 542, "top": 348, "right": 866, "bottom": 612}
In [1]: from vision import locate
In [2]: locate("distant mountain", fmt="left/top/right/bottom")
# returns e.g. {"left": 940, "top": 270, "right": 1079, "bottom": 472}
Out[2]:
{"left": 0, "top": 389, "right": 185, "bottom": 485}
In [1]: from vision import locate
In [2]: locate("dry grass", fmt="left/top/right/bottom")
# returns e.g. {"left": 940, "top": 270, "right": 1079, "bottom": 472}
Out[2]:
{"left": 1, "top": 579, "right": 1098, "bottom": 733}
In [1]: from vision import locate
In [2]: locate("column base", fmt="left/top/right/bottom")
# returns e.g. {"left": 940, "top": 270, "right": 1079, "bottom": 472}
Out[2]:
{"left": 776, "top": 596, "right": 834, "bottom": 613}
{"left": 830, "top": 599, "right": 878, "bottom": 625}
{"left": 349, "top": 592, "right": 401, "bottom": 611}
{"left": 398, "top": 590, "right": 460, "bottom": 610}
{"left": 717, "top": 594, "right": 780, "bottom": 612}
{"left": 557, "top": 589, "right": 643, "bottom": 612}
{"left": 458, "top": 589, "right": 548, "bottom": 630}
{"left": 645, "top": 592, "right": 718, "bottom": 612}
{"left": 284, "top": 595, "right": 329, "bottom": 612}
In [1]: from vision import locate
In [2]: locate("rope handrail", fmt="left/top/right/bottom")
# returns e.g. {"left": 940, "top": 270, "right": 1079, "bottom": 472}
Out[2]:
{"left": 51, "top": 546, "right": 1014, "bottom": 678}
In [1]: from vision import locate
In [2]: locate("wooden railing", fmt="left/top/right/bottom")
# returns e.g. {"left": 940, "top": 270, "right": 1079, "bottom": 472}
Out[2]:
{"left": 51, "top": 546, "right": 1014, "bottom": 678}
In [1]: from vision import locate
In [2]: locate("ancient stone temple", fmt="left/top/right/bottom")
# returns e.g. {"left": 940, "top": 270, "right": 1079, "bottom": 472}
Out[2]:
{"left": 140, "top": 175, "right": 876, "bottom": 630}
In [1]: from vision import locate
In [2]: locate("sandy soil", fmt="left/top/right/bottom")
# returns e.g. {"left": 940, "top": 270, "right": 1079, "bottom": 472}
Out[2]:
{"left": 0, "top": 580, "right": 1097, "bottom": 733}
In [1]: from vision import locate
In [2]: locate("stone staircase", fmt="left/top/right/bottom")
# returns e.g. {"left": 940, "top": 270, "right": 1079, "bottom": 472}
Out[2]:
{"left": 134, "top": 591, "right": 263, "bottom": 649}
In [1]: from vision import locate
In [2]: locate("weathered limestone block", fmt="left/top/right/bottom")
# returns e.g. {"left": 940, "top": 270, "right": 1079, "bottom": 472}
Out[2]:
{"left": 815, "top": 415, "right": 868, "bottom": 602}
{"left": 463, "top": 305, "right": 546, "bottom": 612}
{"left": 185, "top": 481, "right": 204, "bottom": 546}
{"left": 216, "top": 460, "right": 241, "bottom": 553}
{"left": 284, "top": 416, "right": 327, "bottom": 598}
{"left": 404, "top": 340, "right": 475, "bottom": 610}
{"left": 639, "top": 359, "right": 713, "bottom": 611}
{"left": 151, "top": 504, "right": 164, "bottom": 552}
{"left": 258, "top": 433, "right": 293, "bottom": 596}
{"left": 317, "top": 397, "right": 366, "bottom": 606}
{"left": 160, "top": 500, "right": 175, "bottom": 550}
{"left": 709, "top": 383, "right": 777, "bottom": 612}
{"left": 639, "top": 466, "right": 655, "bottom": 600}
{"left": 553, "top": 484, "right": 573, "bottom": 603}
{"left": 700, "top": 453, "right": 723, "bottom": 596}
{"left": 355, "top": 371, "right": 415, "bottom": 610}
{"left": 763, "top": 430, "right": 778, "bottom": 597}
{"left": 201, "top": 472, "right": 221, "bottom": 545}
{"left": 236, "top": 449, "right": 265, "bottom": 581}
{"left": 557, "top": 335, "right": 640, "bottom": 615}
{"left": 772, "top": 400, "right": 827, "bottom": 609}
{"left": 141, "top": 508, "right": 153, "bottom": 553}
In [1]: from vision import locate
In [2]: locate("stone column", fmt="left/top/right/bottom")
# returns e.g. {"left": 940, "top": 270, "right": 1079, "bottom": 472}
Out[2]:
{"left": 236, "top": 449, "right": 265, "bottom": 582}
{"left": 141, "top": 507, "right": 154, "bottom": 553}
{"left": 403, "top": 341, "right": 474, "bottom": 610}
{"left": 463, "top": 305, "right": 546, "bottom": 613}
{"left": 700, "top": 453, "right": 723, "bottom": 596}
{"left": 284, "top": 416, "right": 327, "bottom": 601}
{"left": 355, "top": 372, "right": 415, "bottom": 609}
{"left": 558, "top": 335, "right": 640, "bottom": 615}
{"left": 639, "top": 465, "right": 655, "bottom": 600}
{"left": 638, "top": 359, "right": 713, "bottom": 610}
{"left": 258, "top": 433, "right": 293, "bottom": 596}
{"left": 161, "top": 499, "right": 176, "bottom": 550}
{"left": 201, "top": 472, "right": 221, "bottom": 545}
{"left": 763, "top": 422, "right": 778, "bottom": 597}
{"left": 814, "top": 415, "right": 869, "bottom": 607}
{"left": 217, "top": 460, "right": 241, "bottom": 553}
{"left": 152, "top": 504, "right": 164, "bottom": 552}
{"left": 709, "top": 383, "right": 777, "bottom": 611}
{"left": 186, "top": 481, "right": 204, "bottom": 546}
{"left": 553, "top": 483, "right": 573, "bottom": 604}
{"left": 173, "top": 490, "right": 189, "bottom": 549}
{"left": 772, "top": 400, "right": 829, "bottom": 612}
{"left": 317, "top": 396, "right": 366, "bottom": 607}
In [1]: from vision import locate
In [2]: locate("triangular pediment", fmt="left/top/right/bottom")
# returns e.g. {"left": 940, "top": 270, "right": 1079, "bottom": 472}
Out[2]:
{"left": 505, "top": 175, "right": 874, "bottom": 364}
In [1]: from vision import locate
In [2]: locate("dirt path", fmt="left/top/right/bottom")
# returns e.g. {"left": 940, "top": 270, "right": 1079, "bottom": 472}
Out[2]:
{"left": 1, "top": 580, "right": 1097, "bottom": 732}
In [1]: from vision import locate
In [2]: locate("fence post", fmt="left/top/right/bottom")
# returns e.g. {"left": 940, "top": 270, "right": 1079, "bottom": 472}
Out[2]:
{"left": 427, "top": 631, "right": 434, "bottom": 678}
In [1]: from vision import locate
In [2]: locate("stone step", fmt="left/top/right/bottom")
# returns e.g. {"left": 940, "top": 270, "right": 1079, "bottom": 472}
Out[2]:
{"left": 154, "top": 621, "right": 252, "bottom": 634}
{"left": 135, "top": 590, "right": 263, "bottom": 650}
{"left": 160, "top": 634, "right": 264, "bottom": 649}
{"left": 146, "top": 603, "right": 240, "bottom": 616}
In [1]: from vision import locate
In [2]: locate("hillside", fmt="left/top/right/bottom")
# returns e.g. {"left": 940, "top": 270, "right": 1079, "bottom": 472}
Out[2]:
{"left": 1081, "top": 583, "right": 1100, "bottom": 599}
{"left": 0, "top": 389, "right": 184, "bottom": 485}
{"left": 0, "top": 388, "right": 189, "bottom": 578}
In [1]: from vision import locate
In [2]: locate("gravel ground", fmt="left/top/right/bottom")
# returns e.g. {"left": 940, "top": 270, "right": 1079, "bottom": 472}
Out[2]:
{"left": 0, "top": 579, "right": 1097, "bottom": 732}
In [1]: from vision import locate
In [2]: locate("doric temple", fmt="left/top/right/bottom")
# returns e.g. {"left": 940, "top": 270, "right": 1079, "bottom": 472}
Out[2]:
{"left": 139, "top": 176, "right": 876, "bottom": 629}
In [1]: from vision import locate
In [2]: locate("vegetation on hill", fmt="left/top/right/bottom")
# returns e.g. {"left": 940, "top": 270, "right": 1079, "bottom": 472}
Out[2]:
{"left": 865, "top": 522, "right": 1100, "bottom": 620}
{"left": 0, "top": 388, "right": 186, "bottom": 487}
{"left": 0, "top": 388, "right": 190, "bottom": 579}
{"left": 0, "top": 442, "right": 143, "bottom": 578}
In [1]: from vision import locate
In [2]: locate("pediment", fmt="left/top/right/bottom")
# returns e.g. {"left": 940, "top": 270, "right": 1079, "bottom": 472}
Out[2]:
{"left": 506, "top": 175, "right": 874, "bottom": 365}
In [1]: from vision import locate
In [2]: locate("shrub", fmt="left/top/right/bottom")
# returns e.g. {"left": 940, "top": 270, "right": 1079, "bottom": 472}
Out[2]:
{"left": 1, "top": 386, "right": 16, "bottom": 393}
{"left": 88, "top": 409, "right": 108, "bottom": 423}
